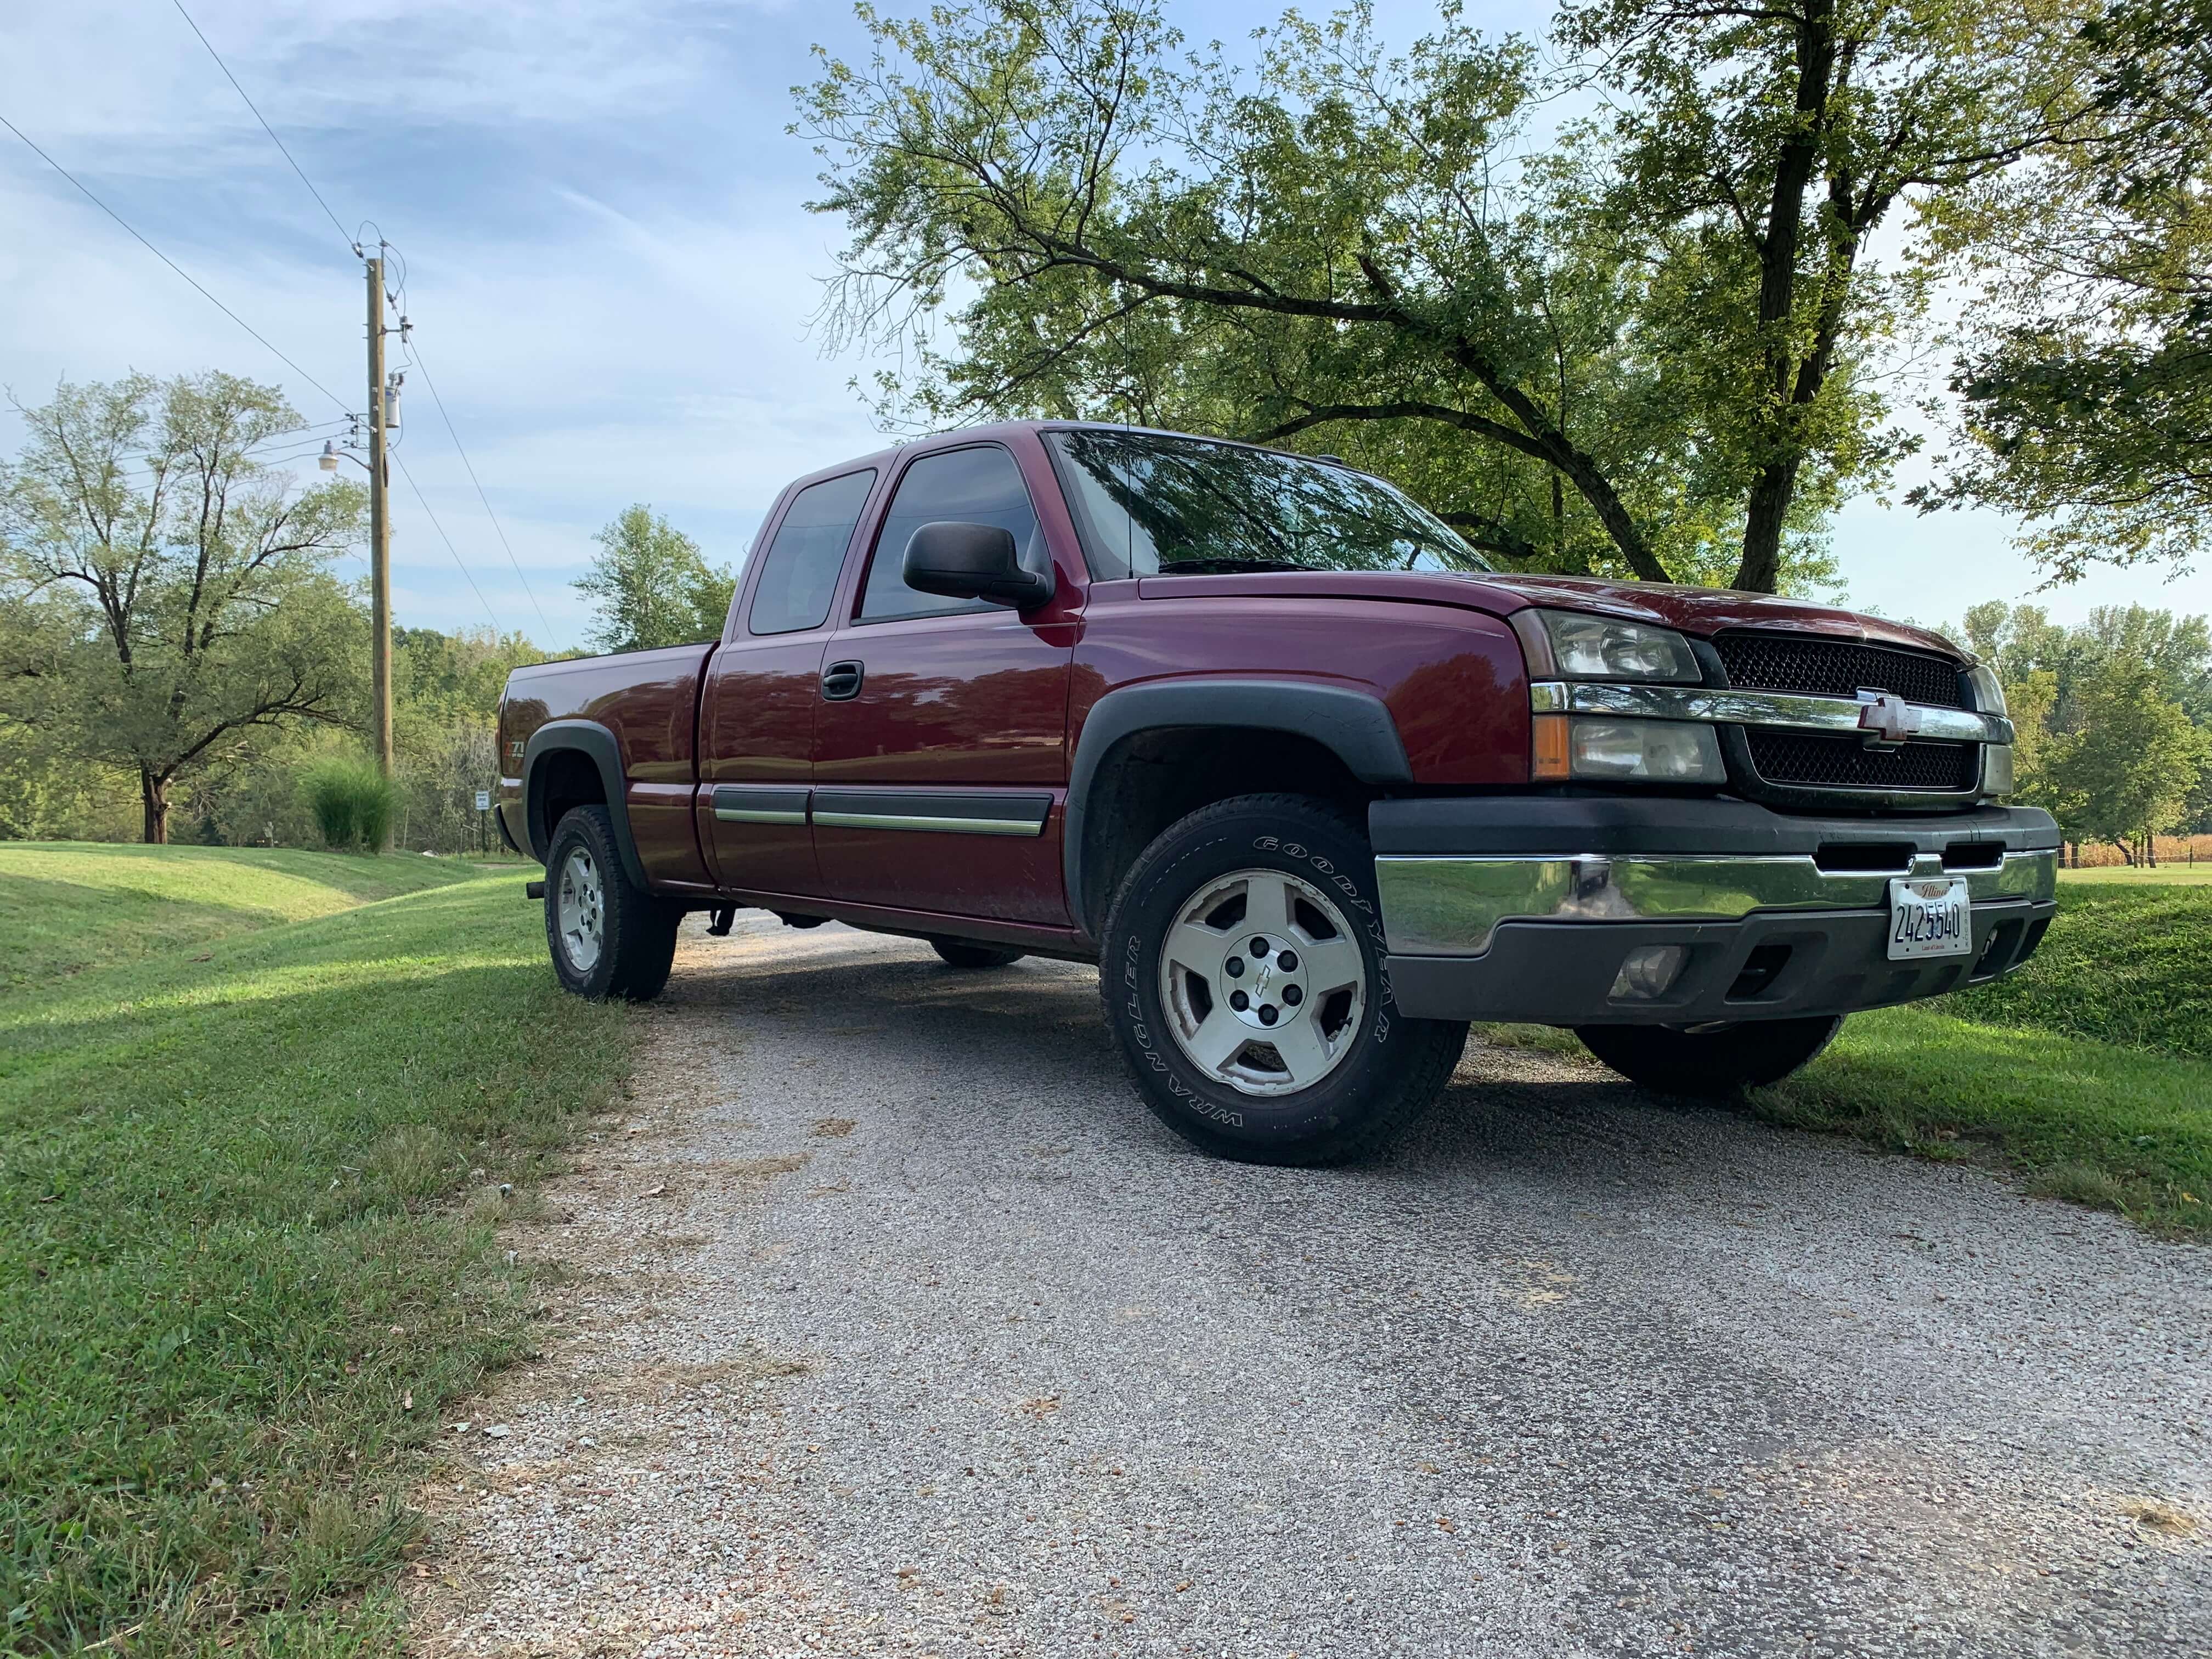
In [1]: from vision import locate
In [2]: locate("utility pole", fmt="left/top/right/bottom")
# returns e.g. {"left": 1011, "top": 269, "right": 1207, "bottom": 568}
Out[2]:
{"left": 366, "top": 254, "right": 394, "bottom": 806}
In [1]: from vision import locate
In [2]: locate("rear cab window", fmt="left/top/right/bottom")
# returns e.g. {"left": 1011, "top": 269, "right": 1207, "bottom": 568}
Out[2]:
{"left": 747, "top": 469, "right": 877, "bottom": 635}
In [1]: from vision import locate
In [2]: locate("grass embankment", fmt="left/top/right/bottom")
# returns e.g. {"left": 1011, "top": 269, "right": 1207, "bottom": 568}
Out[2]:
{"left": 1490, "top": 878, "right": 2212, "bottom": 1235}
{"left": 1951, "top": 881, "right": 2211, "bottom": 1059}
{"left": 0, "top": 843, "right": 481, "bottom": 991}
{"left": 0, "top": 845, "right": 632, "bottom": 1655}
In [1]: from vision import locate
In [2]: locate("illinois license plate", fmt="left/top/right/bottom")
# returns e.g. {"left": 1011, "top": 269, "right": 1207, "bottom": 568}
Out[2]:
{"left": 1887, "top": 876, "right": 1973, "bottom": 960}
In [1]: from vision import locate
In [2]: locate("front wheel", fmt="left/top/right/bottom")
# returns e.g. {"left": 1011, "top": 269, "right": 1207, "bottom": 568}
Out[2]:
{"left": 1099, "top": 794, "right": 1468, "bottom": 1166}
{"left": 1575, "top": 1015, "right": 1844, "bottom": 1099}
{"left": 544, "top": 805, "right": 681, "bottom": 1001}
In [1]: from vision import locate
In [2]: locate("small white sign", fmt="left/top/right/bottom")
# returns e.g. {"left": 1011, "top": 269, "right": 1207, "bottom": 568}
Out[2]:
{"left": 475, "top": 789, "right": 491, "bottom": 812}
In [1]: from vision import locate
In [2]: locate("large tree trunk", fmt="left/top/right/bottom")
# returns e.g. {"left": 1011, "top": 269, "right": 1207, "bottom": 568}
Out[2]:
{"left": 140, "top": 770, "right": 170, "bottom": 845}
{"left": 1730, "top": 0, "right": 1835, "bottom": 595}
{"left": 1737, "top": 459, "right": 1801, "bottom": 594}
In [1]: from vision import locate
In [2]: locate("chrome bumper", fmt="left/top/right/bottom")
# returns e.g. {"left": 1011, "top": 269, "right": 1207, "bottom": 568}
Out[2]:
{"left": 1376, "top": 849, "right": 2058, "bottom": 957}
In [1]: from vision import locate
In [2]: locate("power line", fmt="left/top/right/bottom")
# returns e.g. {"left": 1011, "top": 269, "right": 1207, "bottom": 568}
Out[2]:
{"left": 150, "top": 26, "right": 525, "bottom": 648}
{"left": 0, "top": 110, "right": 348, "bottom": 414}
{"left": 392, "top": 450, "right": 504, "bottom": 635}
{"left": 170, "top": 0, "right": 353, "bottom": 253}
{"left": 404, "top": 343, "right": 556, "bottom": 638}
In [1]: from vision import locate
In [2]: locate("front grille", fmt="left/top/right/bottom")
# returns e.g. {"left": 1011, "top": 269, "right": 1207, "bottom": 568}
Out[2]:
{"left": 1746, "top": 730, "right": 1979, "bottom": 792}
{"left": 1715, "top": 630, "right": 1964, "bottom": 708}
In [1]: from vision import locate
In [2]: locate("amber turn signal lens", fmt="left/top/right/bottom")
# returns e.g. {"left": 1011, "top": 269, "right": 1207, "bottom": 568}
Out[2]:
{"left": 1531, "top": 713, "right": 1571, "bottom": 780}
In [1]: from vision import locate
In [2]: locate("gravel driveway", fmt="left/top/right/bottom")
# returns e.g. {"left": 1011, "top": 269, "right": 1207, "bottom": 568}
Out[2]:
{"left": 411, "top": 916, "right": 2209, "bottom": 1658}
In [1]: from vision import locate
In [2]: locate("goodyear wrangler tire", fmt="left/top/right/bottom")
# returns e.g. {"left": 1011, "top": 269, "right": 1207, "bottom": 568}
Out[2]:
{"left": 1099, "top": 794, "right": 1468, "bottom": 1165}
{"left": 545, "top": 805, "right": 681, "bottom": 1002}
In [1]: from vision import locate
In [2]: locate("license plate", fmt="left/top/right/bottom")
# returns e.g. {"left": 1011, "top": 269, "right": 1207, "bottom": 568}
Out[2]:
{"left": 1887, "top": 876, "right": 1973, "bottom": 961}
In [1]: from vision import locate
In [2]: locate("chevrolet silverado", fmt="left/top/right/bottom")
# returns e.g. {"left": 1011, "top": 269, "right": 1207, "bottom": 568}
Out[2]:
{"left": 496, "top": 422, "right": 2057, "bottom": 1164}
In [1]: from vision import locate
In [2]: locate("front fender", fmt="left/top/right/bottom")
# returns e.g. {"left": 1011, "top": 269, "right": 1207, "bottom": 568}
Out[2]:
{"left": 1063, "top": 677, "right": 1413, "bottom": 938}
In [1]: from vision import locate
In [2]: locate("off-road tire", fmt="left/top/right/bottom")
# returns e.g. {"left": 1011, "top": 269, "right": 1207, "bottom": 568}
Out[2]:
{"left": 930, "top": 938, "right": 1025, "bottom": 969}
{"left": 1575, "top": 1015, "right": 1844, "bottom": 1099}
{"left": 544, "top": 805, "right": 681, "bottom": 1002}
{"left": 1099, "top": 794, "right": 1468, "bottom": 1165}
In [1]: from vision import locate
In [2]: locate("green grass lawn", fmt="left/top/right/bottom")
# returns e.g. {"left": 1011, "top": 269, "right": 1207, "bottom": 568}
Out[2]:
{"left": 0, "top": 846, "right": 632, "bottom": 1656}
{"left": 1757, "top": 1006, "right": 2211, "bottom": 1232}
{"left": 0, "top": 843, "right": 484, "bottom": 991}
{"left": 2059, "top": 862, "right": 2212, "bottom": 884}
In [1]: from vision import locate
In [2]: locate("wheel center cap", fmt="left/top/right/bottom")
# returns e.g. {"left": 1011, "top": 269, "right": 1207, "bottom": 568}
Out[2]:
{"left": 1224, "top": 930, "right": 1302, "bottom": 1029}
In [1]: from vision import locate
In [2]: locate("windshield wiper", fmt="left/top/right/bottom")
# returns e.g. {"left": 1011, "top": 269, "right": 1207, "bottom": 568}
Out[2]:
{"left": 1157, "top": 557, "right": 1306, "bottom": 575}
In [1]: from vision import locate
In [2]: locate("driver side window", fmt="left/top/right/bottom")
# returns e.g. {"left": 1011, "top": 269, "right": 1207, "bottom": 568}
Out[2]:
{"left": 857, "top": 445, "right": 1042, "bottom": 622}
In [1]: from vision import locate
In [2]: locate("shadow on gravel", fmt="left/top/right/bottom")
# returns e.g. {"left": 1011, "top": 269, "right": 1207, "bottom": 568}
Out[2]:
{"left": 670, "top": 921, "right": 1883, "bottom": 1201}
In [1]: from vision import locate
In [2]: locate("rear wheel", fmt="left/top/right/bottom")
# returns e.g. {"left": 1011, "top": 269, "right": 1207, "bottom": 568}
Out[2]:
{"left": 545, "top": 805, "right": 681, "bottom": 1001}
{"left": 1100, "top": 794, "right": 1466, "bottom": 1165}
{"left": 1575, "top": 1015, "right": 1843, "bottom": 1099}
{"left": 930, "top": 937, "right": 1025, "bottom": 969}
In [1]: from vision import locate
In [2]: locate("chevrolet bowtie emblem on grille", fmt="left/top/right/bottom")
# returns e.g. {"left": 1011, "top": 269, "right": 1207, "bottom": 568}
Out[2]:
{"left": 1855, "top": 689, "right": 1921, "bottom": 749}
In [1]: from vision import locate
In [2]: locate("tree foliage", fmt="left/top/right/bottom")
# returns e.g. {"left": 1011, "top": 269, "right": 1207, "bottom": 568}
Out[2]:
{"left": 0, "top": 374, "right": 368, "bottom": 843}
{"left": 797, "top": 0, "right": 2096, "bottom": 591}
{"left": 1963, "top": 600, "right": 2212, "bottom": 851}
{"left": 572, "top": 504, "right": 733, "bottom": 653}
{"left": 1927, "top": 0, "right": 2212, "bottom": 579}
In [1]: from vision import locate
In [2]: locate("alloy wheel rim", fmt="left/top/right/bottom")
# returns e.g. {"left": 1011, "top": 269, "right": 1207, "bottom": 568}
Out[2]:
{"left": 557, "top": 847, "right": 604, "bottom": 973}
{"left": 1156, "top": 866, "right": 1367, "bottom": 1097}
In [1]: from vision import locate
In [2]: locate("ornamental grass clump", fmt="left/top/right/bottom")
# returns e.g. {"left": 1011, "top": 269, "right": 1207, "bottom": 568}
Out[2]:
{"left": 302, "top": 756, "right": 397, "bottom": 852}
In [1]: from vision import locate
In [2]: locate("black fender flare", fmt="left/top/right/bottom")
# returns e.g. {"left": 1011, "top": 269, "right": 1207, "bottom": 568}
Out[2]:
{"left": 522, "top": 719, "right": 651, "bottom": 890}
{"left": 1063, "top": 678, "right": 1413, "bottom": 937}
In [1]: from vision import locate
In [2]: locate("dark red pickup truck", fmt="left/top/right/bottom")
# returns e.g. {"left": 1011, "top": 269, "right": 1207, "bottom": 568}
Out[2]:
{"left": 496, "top": 421, "right": 2057, "bottom": 1164}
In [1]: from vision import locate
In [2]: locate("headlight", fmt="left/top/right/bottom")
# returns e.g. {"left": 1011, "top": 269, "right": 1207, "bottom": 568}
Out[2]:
{"left": 1564, "top": 718, "right": 1725, "bottom": 782}
{"left": 1966, "top": 663, "right": 2008, "bottom": 717}
{"left": 1537, "top": 611, "right": 1702, "bottom": 682}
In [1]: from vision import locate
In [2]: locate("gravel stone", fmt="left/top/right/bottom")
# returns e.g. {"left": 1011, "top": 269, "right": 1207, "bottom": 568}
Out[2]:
{"left": 409, "top": 917, "right": 2210, "bottom": 1657}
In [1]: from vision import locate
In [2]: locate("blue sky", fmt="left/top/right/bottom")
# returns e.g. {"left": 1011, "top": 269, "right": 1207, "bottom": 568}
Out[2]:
{"left": 3, "top": 0, "right": 2205, "bottom": 648}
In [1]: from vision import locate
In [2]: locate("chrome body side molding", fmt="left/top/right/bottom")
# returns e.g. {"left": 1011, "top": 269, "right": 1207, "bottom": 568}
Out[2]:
{"left": 809, "top": 788, "right": 1053, "bottom": 838}
{"left": 711, "top": 785, "right": 810, "bottom": 826}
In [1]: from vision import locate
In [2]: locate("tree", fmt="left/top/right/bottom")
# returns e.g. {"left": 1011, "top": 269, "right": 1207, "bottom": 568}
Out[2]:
{"left": 0, "top": 374, "right": 368, "bottom": 843}
{"left": 1558, "top": 0, "right": 2100, "bottom": 591}
{"left": 1963, "top": 600, "right": 2212, "bottom": 729}
{"left": 1961, "top": 599, "right": 2212, "bottom": 853}
{"left": 573, "top": 505, "right": 734, "bottom": 653}
{"left": 798, "top": 0, "right": 2094, "bottom": 590}
{"left": 1926, "top": 0, "right": 2212, "bottom": 579}
{"left": 2047, "top": 657, "right": 2207, "bottom": 860}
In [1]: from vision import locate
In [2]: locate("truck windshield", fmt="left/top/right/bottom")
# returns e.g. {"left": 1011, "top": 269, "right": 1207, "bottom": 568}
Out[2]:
{"left": 1045, "top": 428, "right": 1491, "bottom": 582}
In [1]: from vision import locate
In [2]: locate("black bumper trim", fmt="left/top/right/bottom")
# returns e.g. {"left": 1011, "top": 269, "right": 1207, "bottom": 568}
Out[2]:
{"left": 1387, "top": 899, "right": 2056, "bottom": 1026}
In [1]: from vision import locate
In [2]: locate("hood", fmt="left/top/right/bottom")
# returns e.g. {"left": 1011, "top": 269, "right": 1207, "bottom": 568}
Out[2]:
{"left": 1132, "top": 569, "right": 1966, "bottom": 659}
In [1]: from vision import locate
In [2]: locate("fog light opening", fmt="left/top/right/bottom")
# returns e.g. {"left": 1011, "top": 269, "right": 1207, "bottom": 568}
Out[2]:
{"left": 1610, "top": 944, "right": 1689, "bottom": 1001}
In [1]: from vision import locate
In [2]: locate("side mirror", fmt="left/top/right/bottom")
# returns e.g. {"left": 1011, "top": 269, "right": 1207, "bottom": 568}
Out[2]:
{"left": 901, "top": 521, "right": 1056, "bottom": 611}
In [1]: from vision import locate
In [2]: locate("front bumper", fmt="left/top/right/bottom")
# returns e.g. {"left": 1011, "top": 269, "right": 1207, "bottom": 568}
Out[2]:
{"left": 1372, "top": 796, "right": 2059, "bottom": 1025}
